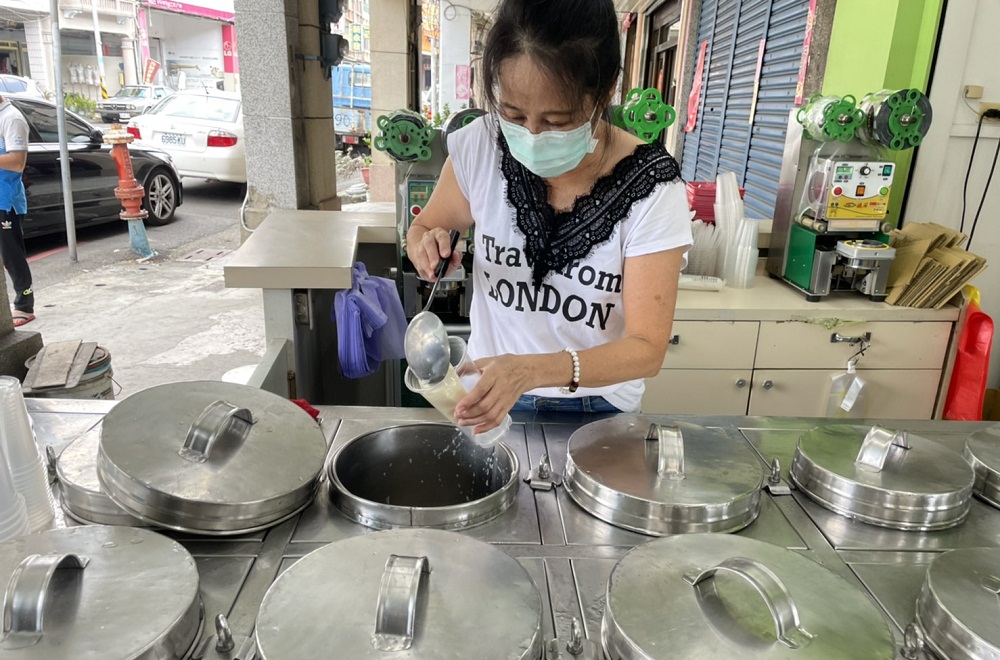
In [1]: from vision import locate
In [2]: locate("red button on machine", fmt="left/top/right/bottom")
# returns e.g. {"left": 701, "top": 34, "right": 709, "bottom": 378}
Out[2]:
{"left": 411, "top": 205, "right": 422, "bottom": 216}
{"left": 833, "top": 187, "right": 843, "bottom": 195}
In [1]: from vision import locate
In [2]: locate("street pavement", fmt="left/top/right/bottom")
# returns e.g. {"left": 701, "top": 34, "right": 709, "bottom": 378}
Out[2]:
{"left": 10, "top": 177, "right": 367, "bottom": 402}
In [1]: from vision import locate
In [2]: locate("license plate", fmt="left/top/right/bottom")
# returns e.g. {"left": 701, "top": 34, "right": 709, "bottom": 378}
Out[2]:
{"left": 120, "top": 112, "right": 131, "bottom": 119}
{"left": 161, "top": 133, "right": 186, "bottom": 146}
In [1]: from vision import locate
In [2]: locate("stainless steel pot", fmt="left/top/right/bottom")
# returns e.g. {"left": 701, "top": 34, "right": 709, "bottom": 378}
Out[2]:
{"left": 790, "top": 424, "right": 974, "bottom": 530}
{"left": 51, "top": 424, "right": 146, "bottom": 526}
{"left": 563, "top": 415, "right": 764, "bottom": 535}
{"left": 327, "top": 423, "right": 519, "bottom": 529}
{"left": 255, "top": 528, "right": 543, "bottom": 659}
{"left": 602, "top": 534, "right": 896, "bottom": 659}
{"left": 965, "top": 426, "right": 1000, "bottom": 508}
{"left": 904, "top": 547, "right": 1000, "bottom": 659}
{"left": 97, "top": 381, "right": 328, "bottom": 535}
{"left": 0, "top": 525, "right": 202, "bottom": 659}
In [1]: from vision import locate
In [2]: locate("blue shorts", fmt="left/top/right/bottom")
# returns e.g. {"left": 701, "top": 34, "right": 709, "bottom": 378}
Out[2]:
{"left": 512, "top": 395, "right": 621, "bottom": 413}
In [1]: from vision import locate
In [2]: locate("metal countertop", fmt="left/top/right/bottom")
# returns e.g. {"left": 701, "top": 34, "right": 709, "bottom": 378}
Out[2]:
{"left": 22, "top": 399, "right": 1000, "bottom": 659}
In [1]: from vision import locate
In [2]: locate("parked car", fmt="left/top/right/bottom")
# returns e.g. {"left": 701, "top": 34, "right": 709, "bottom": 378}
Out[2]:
{"left": 127, "top": 89, "right": 245, "bottom": 184}
{"left": 96, "top": 85, "right": 173, "bottom": 123}
{"left": 0, "top": 75, "right": 50, "bottom": 99}
{"left": 9, "top": 96, "right": 183, "bottom": 239}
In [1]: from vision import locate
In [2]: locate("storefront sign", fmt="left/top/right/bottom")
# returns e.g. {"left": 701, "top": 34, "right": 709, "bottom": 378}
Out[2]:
{"left": 350, "top": 24, "right": 363, "bottom": 53}
{"left": 137, "top": 7, "right": 150, "bottom": 65}
{"left": 455, "top": 64, "right": 469, "bottom": 101}
{"left": 794, "top": 0, "right": 818, "bottom": 105}
{"left": 222, "top": 24, "right": 238, "bottom": 74}
{"left": 146, "top": 0, "right": 235, "bottom": 22}
{"left": 685, "top": 41, "right": 708, "bottom": 133}
{"left": 143, "top": 59, "right": 161, "bottom": 84}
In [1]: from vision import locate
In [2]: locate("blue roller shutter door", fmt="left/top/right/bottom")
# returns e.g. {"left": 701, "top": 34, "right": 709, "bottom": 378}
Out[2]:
{"left": 681, "top": 0, "right": 809, "bottom": 220}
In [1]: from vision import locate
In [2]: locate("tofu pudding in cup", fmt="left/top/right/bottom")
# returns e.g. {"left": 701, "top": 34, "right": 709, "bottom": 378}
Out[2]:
{"left": 405, "top": 336, "right": 512, "bottom": 447}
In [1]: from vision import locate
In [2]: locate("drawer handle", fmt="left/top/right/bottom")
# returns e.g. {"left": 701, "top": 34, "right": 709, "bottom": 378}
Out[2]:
{"left": 762, "top": 380, "right": 774, "bottom": 390}
{"left": 831, "top": 332, "right": 871, "bottom": 345}
{"left": 735, "top": 378, "right": 747, "bottom": 388}
{"left": 669, "top": 335, "right": 680, "bottom": 345}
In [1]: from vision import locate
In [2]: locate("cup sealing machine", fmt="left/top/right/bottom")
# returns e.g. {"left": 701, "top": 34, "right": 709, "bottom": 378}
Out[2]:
{"left": 766, "top": 90, "right": 933, "bottom": 302}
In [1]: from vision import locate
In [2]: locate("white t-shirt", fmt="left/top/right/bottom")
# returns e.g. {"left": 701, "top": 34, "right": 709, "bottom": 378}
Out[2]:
{"left": 448, "top": 117, "right": 692, "bottom": 412}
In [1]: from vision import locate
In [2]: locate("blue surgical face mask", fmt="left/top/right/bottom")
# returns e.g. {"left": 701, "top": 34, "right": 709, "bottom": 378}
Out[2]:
{"left": 498, "top": 108, "right": 599, "bottom": 178}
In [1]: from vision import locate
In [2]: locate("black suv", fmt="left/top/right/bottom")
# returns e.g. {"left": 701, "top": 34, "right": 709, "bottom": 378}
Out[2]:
{"left": 9, "top": 97, "right": 183, "bottom": 239}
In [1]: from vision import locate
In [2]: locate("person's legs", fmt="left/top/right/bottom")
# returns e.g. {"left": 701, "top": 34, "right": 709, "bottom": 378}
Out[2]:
{"left": 0, "top": 210, "right": 34, "bottom": 318}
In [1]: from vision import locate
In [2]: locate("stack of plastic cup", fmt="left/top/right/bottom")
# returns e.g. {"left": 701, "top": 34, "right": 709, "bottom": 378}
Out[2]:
{"left": 0, "top": 442, "right": 29, "bottom": 542}
{"left": 0, "top": 376, "right": 54, "bottom": 531}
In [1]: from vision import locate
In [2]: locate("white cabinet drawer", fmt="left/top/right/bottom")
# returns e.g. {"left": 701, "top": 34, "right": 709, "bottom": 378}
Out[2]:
{"left": 755, "top": 321, "right": 952, "bottom": 369}
{"left": 662, "top": 321, "right": 759, "bottom": 369}
{"left": 747, "top": 369, "right": 942, "bottom": 419}
{"left": 642, "top": 369, "right": 751, "bottom": 415}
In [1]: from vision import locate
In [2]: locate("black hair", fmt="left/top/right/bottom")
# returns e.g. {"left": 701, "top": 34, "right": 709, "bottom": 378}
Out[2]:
{"left": 482, "top": 0, "right": 622, "bottom": 118}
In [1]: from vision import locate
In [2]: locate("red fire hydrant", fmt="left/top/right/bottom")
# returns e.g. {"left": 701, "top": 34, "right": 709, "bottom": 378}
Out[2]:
{"left": 104, "top": 124, "right": 147, "bottom": 221}
{"left": 103, "top": 124, "right": 154, "bottom": 257}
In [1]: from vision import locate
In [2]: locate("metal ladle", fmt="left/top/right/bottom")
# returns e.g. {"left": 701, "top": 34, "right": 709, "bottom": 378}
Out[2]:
{"left": 403, "top": 231, "right": 460, "bottom": 384}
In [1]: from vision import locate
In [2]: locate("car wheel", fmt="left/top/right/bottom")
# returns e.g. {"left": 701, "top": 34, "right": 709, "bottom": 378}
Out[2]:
{"left": 143, "top": 168, "right": 178, "bottom": 226}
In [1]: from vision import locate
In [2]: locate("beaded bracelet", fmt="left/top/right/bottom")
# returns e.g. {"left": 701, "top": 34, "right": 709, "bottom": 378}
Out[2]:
{"left": 559, "top": 347, "right": 580, "bottom": 394}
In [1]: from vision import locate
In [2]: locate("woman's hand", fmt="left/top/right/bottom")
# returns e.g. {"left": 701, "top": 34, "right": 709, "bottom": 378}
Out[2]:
{"left": 455, "top": 354, "right": 534, "bottom": 433}
{"left": 407, "top": 226, "right": 463, "bottom": 281}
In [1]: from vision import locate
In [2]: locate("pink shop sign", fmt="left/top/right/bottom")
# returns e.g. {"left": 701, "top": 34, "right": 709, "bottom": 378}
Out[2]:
{"left": 146, "top": 0, "right": 235, "bottom": 22}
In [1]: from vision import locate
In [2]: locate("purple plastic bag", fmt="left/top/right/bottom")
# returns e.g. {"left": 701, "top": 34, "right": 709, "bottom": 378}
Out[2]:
{"left": 333, "top": 263, "right": 406, "bottom": 378}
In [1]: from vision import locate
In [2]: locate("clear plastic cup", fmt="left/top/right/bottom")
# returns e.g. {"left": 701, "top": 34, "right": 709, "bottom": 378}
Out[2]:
{"left": 0, "top": 376, "right": 40, "bottom": 471}
{"left": 0, "top": 377, "right": 53, "bottom": 531}
{"left": 0, "top": 445, "right": 29, "bottom": 541}
{"left": 0, "top": 493, "right": 29, "bottom": 541}
{"left": 404, "top": 337, "right": 512, "bottom": 447}
{"left": 9, "top": 453, "right": 53, "bottom": 531}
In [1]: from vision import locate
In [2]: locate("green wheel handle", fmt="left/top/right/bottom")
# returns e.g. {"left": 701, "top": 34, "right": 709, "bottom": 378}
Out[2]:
{"left": 373, "top": 111, "right": 434, "bottom": 162}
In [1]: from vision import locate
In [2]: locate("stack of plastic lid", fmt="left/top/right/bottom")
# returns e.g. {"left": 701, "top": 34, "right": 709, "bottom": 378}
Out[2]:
{"left": 686, "top": 180, "right": 744, "bottom": 223}
{"left": 0, "top": 376, "right": 54, "bottom": 532}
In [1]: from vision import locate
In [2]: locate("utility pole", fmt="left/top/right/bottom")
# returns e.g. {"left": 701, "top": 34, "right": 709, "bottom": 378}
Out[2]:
{"left": 51, "top": 0, "right": 78, "bottom": 261}
{"left": 90, "top": 0, "right": 108, "bottom": 99}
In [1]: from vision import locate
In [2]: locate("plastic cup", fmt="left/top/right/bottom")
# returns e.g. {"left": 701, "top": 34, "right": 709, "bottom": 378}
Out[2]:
{"left": 0, "top": 377, "right": 53, "bottom": 531}
{"left": 0, "top": 376, "right": 40, "bottom": 471}
{"left": 9, "top": 452, "right": 53, "bottom": 532}
{"left": 405, "top": 336, "right": 512, "bottom": 447}
{"left": 0, "top": 445, "right": 29, "bottom": 541}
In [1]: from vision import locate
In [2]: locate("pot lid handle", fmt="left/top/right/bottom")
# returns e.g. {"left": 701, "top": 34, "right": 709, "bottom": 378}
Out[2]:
{"left": 372, "top": 554, "right": 431, "bottom": 652}
{"left": 683, "top": 556, "right": 815, "bottom": 649}
{"left": 2, "top": 553, "right": 90, "bottom": 645}
{"left": 179, "top": 400, "right": 254, "bottom": 463}
{"left": 855, "top": 425, "right": 910, "bottom": 472}
{"left": 647, "top": 423, "right": 684, "bottom": 479}
{"left": 982, "top": 574, "right": 1000, "bottom": 596}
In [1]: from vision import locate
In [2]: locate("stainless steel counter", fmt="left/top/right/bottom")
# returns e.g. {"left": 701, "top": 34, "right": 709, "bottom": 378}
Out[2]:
{"left": 23, "top": 399, "right": 1000, "bottom": 659}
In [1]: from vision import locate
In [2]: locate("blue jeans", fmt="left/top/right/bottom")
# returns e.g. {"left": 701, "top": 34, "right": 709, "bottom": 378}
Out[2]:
{"left": 512, "top": 395, "right": 621, "bottom": 413}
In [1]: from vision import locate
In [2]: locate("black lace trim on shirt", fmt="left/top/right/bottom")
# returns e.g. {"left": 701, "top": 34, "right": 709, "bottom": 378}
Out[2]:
{"left": 498, "top": 130, "right": 681, "bottom": 287}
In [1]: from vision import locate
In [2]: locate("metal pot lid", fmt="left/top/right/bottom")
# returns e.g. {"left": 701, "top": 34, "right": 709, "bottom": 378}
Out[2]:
{"left": 603, "top": 534, "right": 895, "bottom": 659}
{"left": 909, "top": 547, "right": 1000, "bottom": 660}
{"left": 0, "top": 525, "right": 202, "bottom": 659}
{"left": 255, "top": 528, "right": 543, "bottom": 659}
{"left": 564, "top": 415, "right": 764, "bottom": 535}
{"left": 98, "top": 381, "right": 327, "bottom": 535}
{"left": 328, "top": 423, "right": 519, "bottom": 530}
{"left": 965, "top": 427, "right": 1000, "bottom": 508}
{"left": 53, "top": 425, "right": 147, "bottom": 526}
{"left": 790, "top": 424, "right": 974, "bottom": 531}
